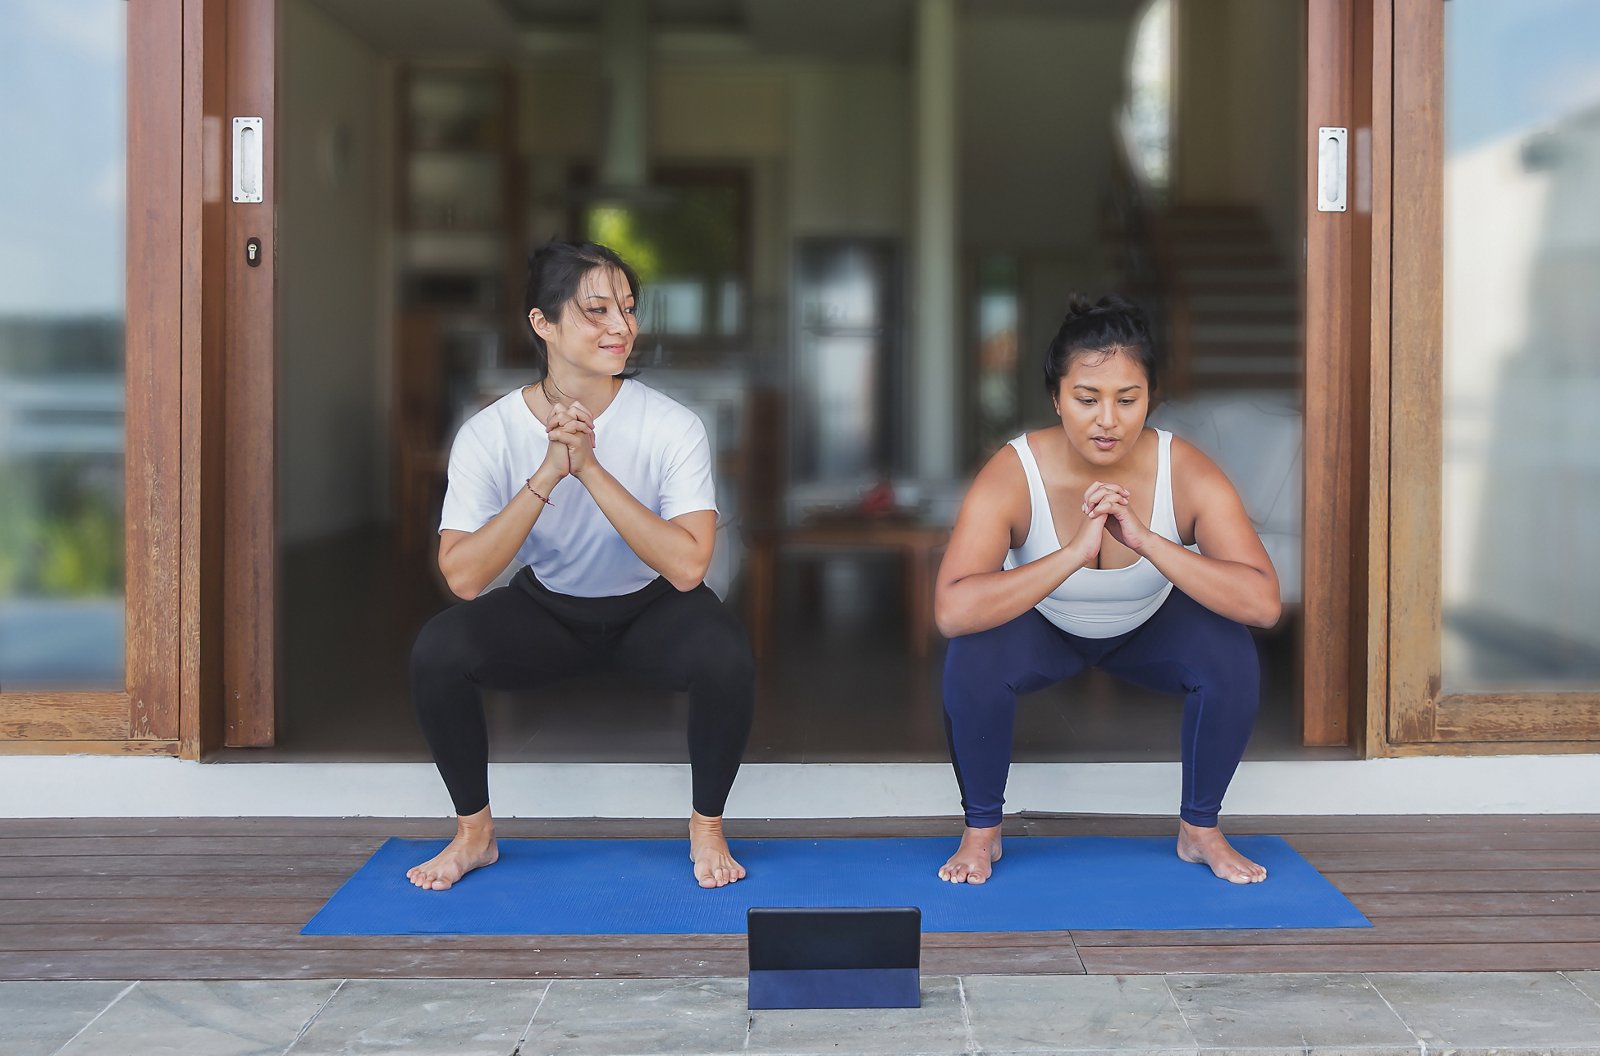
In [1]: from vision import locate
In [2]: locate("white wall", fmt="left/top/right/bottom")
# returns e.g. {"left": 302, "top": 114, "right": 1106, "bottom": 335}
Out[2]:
{"left": 278, "top": 0, "right": 385, "bottom": 545}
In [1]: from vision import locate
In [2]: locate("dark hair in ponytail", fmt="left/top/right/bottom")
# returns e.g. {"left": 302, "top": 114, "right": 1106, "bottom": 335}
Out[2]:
{"left": 522, "top": 239, "right": 642, "bottom": 378}
{"left": 1042, "top": 294, "right": 1158, "bottom": 396}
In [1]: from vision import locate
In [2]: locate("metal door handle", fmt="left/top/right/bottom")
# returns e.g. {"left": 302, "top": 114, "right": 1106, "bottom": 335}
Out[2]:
{"left": 1317, "top": 126, "right": 1347, "bottom": 212}
{"left": 233, "top": 117, "right": 262, "bottom": 203}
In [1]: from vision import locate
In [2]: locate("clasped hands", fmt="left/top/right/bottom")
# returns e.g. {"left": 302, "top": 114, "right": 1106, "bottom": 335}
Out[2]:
{"left": 540, "top": 401, "right": 597, "bottom": 479}
{"left": 1066, "top": 479, "right": 1152, "bottom": 563}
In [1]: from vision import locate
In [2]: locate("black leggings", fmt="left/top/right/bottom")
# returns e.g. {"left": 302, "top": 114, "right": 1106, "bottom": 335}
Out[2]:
{"left": 410, "top": 568, "right": 755, "bottom": 818}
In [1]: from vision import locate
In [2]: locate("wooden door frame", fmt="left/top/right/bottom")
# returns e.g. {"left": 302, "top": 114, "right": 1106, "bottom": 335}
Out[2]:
{"left": 178, "top": 0, "right": 277, "bottom": 757}
{"left": 1384, "top": 0, "right": 1600, "bottom": 753}
{"left": 216, "top": 0, "right": 278, "bottom": 748}
{"left": 0, "top": 0, "right": 184, "bottom": 756}
{"left": 1302, "top": 0, "right": 1383, "bottom": 749}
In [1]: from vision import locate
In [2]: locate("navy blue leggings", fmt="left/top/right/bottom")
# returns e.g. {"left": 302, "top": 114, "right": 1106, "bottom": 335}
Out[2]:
{"left": 943, "top": 588, "right": 1260, "bottom": 828}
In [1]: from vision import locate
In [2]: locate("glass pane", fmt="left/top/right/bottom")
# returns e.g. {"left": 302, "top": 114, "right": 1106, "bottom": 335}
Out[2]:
{"left": 1441, "top": 0, "right": 1600, "bottom": 691}
{"left": 0, "top": 2, "right": 127, "bottom": 691}
{"left": 274, "top": 0, "right": 1320, "bottom": 765}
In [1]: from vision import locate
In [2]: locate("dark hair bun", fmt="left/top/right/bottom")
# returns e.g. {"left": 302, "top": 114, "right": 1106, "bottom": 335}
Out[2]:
{"left": 1066, "top": 293, "right": 1144, "bottom": 322}
{"left": 1042, "top": 293, "right": 1159, "bottom": 395}
{"left": 1065, "top": 293, "right": 1100, "bottom": 319}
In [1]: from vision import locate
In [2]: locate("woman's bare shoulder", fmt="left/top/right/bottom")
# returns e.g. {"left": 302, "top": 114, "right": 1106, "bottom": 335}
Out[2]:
{"left": 1169, "top": 433, "right": 1225, "bottom": 482}
{"left": 973, "top": 437, "right": 1029, "bottom": 489}
{"left": 1168, "top": 433, "right": 1247, "bottom": 524}
{"left": 955, "top": 440, "right": 1031, "bottom": 528}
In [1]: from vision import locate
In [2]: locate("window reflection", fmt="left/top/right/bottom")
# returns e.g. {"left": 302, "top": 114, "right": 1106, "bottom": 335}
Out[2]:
{"left": 1441, "top": 0, "right": 1600, "bottom": 690}
{"left": 0, "top": 1, "right": 126, "bottom": 690}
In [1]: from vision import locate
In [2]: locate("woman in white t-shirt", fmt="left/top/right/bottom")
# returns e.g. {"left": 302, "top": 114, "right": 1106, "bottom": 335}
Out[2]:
{"left": 933, "top": 296, "right": 1282, "bottom": 886}
{"left": 406, "top": 241, "right": 753, "bottom": 892}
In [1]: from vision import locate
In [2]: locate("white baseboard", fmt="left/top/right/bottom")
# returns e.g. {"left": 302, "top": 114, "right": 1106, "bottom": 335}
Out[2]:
{"left": 1, "top": 755, "right": 1597, "bottom": 818}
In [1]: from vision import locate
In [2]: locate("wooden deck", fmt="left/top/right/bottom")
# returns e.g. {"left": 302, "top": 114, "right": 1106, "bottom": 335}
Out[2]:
{"left": 2, "top": 815, "right": 1598, "bottom": 980}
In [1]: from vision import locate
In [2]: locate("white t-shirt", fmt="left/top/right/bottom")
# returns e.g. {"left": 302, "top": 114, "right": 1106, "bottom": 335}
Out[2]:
{"left": 438, "top": 379, "right": 718, "bottom": 597}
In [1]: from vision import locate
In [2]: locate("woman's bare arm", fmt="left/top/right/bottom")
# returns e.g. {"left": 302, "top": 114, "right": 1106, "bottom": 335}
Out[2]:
{"left": 436, "top": 460, "right": 565, "bottom": 601}
{"left": 573, "top": 457, "right": 716, "bottom": 592}
{"left": 1135, "top": 439, "right": 1281, "bottom": 628}
{"left": 934, "top": 445, "right": 1112, "bottom": 638}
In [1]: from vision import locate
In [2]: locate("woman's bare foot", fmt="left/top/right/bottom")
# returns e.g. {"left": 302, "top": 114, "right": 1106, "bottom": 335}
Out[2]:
{"left": 1176, "top": 819, "right": 1267, "bottom": 884}
{"left": 406, "top": 806, "right": 499, "bottom": 891}
{"left": 938, "top": 825, "right": 1003, "bottom": 884}
{"left": 688, "top": 811, "right": 745, "bottom": 889}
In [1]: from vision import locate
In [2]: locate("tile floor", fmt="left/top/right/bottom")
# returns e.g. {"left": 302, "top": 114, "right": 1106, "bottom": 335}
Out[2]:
{"left": 9, "top": 972, "right": 1600, "bottom": 1055}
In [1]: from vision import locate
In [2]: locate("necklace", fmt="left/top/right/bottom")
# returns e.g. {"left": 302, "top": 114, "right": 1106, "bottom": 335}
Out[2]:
{"left": 540, "top": 373, "right": 576, "bottom": 408}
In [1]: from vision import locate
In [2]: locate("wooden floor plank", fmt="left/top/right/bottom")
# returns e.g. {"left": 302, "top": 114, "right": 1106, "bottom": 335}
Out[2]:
{"left": 0, "top": 855, "right": 372, "bottom": 879}
{"left": 0, "top": 836, "right": 393, "bottom": 857}
{"left": 1292, "top": 850, "right": 1600, "bottom": 872}
{"left": 1077, "top": 942, "right": 1600, "bottom": 974}
{"left": 0, "top": 899, "right": 329, "bottom": 926}
{"left": 0, "top": 877, "right": 345, "bottom": 900}
{"left": 1071, "top": 915, "right": 1600, "bottom": 947}
{"left": 1322, "top": 870, "right": 1600, "bottom": 894}
{"left": 0, "top": 948, "right": 749, "bottom": 981}
{"left": 1285, "top": 831, "right": 1600, "bottom": 852}
{"left": 1351, "top": 891, "right": 1600, "bottom": 916}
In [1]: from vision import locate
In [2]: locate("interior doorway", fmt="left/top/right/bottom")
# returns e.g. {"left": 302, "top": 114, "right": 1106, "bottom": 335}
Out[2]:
{"left": 239, "top": 0, "right": 1357, "bottom": 765}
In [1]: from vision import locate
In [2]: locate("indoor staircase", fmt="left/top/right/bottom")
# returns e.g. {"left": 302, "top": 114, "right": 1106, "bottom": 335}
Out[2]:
{"left": 1108, "top": 203, "right": 1303, "bottom": 393}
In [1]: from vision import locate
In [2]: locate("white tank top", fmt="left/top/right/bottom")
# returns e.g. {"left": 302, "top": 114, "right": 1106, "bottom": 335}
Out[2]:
{"left": 1002, "top": 429, "right": 1181, "bottom": 638}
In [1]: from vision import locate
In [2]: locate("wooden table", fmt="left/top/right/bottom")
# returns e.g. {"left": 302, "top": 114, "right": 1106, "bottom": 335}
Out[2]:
{"left": 744, "top": 517, "right": 951, "bottom": 659}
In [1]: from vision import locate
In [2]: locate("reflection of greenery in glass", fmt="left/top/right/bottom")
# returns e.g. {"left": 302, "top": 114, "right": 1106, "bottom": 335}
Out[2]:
{"left": 0, "top": 318, "right": 125, "bottom": 598}
{"left": 583, "top": 186, "right": 741, "bottom": 337}
{"left": 588, "top": 207, "right": 663, "bottom": 279}
{"left": 0, "top": 460, "right": 124, "bottom": 598}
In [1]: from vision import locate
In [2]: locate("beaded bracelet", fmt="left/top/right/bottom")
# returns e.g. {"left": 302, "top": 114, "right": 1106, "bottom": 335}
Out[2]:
{"left": 525, "top": 477, "right": 554, "bottom": 506}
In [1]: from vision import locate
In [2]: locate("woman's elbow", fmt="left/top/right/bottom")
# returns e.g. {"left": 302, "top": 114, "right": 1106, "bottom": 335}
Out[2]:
{"left": 934, "top": 593, "right": 969, "bottom": 639}
{"left": 445, "top": 575, "right": 481, "bottom": 602}
{"left": 667, "top": 555, "right": 711, "bottom": 592}
{"left": 438, "top": 559, "right": 481, "bottom": 602}
{"left": 1249, "top": 593, "right": 1283, "bottom": 629}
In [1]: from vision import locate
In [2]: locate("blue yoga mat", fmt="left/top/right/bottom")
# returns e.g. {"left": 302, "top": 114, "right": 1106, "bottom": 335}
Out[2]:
{"left": 303, "top": 836, "right": 1369, "bottom": 935}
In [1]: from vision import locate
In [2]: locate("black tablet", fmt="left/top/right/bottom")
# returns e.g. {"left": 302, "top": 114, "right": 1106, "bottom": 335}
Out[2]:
{"left": 747, "top": 906, "right": 921, "bottom": 1009}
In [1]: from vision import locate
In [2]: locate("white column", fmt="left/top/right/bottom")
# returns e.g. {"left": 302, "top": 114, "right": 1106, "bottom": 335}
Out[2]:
{"left": 913, "top": 0, "right": 959, "bottom": 479}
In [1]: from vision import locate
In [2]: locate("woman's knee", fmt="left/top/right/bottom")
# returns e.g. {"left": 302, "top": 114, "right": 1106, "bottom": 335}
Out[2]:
{"left": 1182, "top": 625, "right": 1261, "bottom": 714}
{"left": 680, "top": 607, "right": 755, "bottom": 691}
{"left": 944, "top": 619, "right": 1034, "bottom": 703}
{"left": 409, "top": 606, "right": 482, "bottom": 686}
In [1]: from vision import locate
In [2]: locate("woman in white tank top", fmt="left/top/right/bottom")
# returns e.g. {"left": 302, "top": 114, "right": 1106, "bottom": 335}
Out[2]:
{"left": 933, "top": 296, "right": 1282, "bottom": 887}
